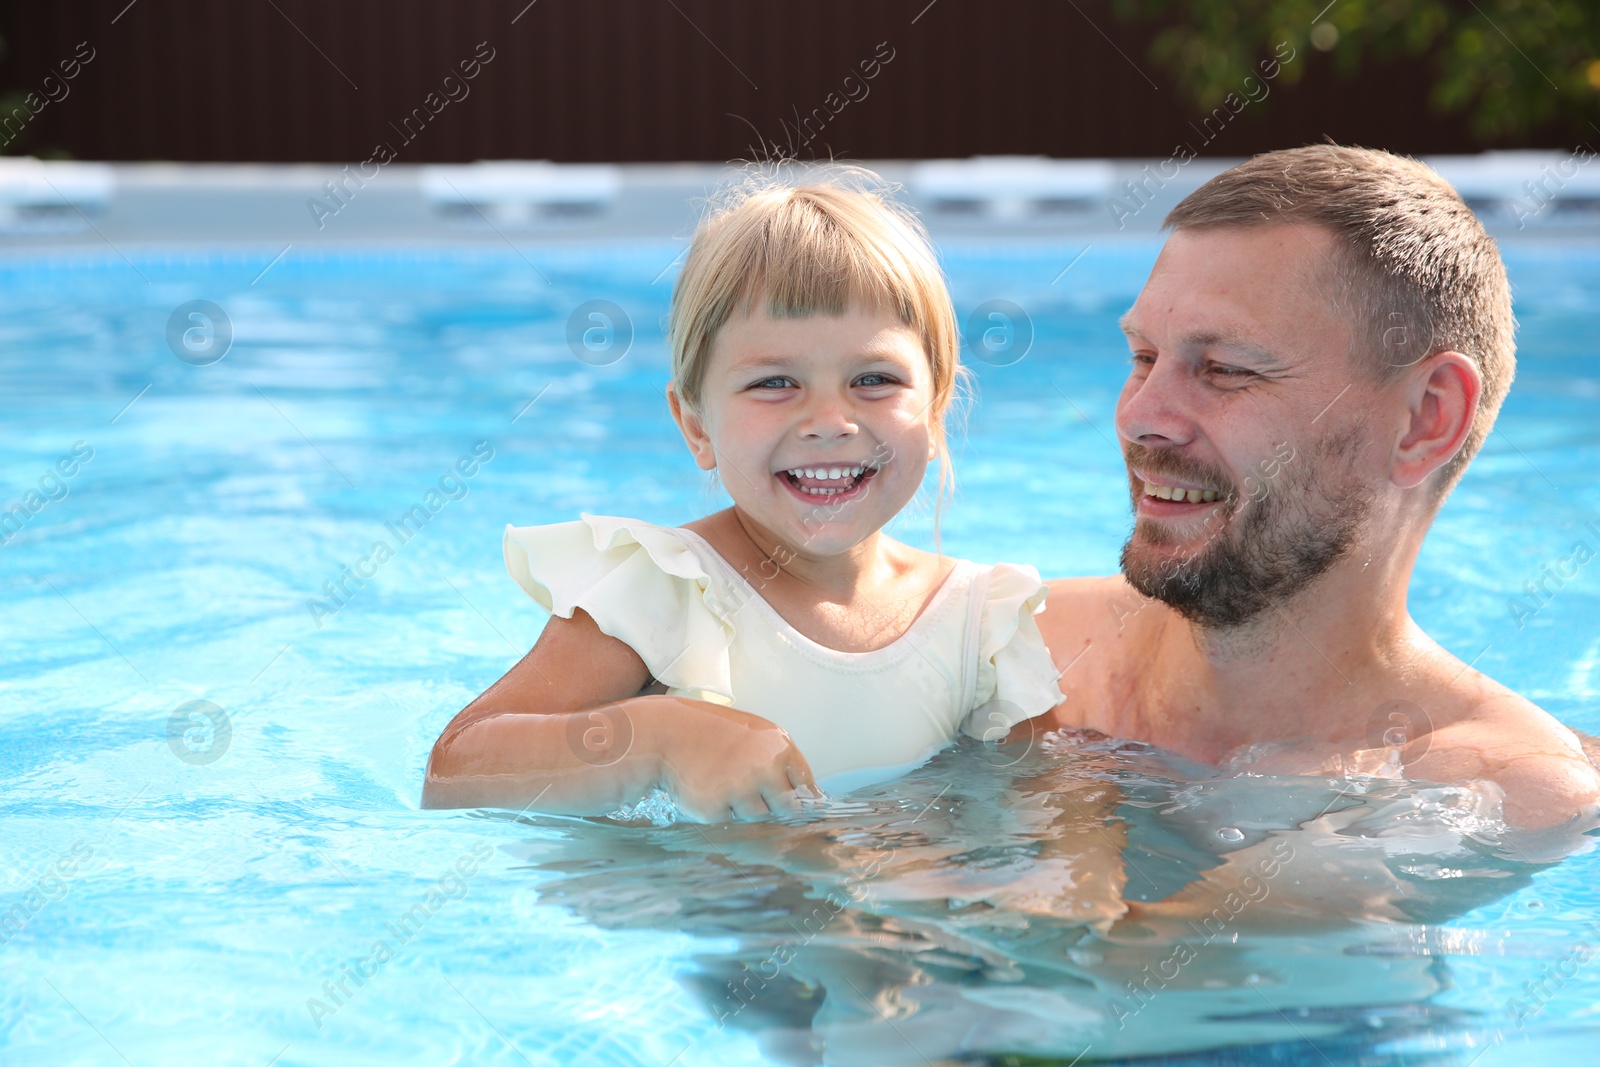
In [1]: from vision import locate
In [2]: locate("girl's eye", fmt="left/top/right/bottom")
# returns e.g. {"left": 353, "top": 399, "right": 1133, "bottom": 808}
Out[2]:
{"left": 854, "top": 372, "right": 897, "bottom": 387}
{"left": 752, "top": 376, "right": 795, "bottom": 389}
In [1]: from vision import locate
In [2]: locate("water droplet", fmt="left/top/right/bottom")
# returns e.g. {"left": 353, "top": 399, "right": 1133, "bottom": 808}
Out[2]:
{"left": 1217, "top": 826, "right": 1245, "bottom": 843}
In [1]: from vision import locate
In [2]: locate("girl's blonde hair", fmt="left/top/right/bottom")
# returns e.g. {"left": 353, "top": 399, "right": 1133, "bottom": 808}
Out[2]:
{"left": 666, "top": 164, "right": 965, "bottom": 518}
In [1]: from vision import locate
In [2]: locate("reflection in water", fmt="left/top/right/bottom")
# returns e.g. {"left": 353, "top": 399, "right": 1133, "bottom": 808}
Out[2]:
{"left": 502, "top": 732, "right": 1584, "bottom": 1064}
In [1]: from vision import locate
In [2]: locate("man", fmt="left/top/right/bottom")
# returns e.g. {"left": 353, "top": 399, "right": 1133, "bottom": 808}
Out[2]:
{"left": 1029, "top": 144, "right": 1598, "bottom": 830}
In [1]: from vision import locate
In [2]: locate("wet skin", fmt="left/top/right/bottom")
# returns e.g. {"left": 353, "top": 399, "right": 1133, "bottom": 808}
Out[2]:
{"left": 1025, "top": 224, "right": 1600, "bottom": 831}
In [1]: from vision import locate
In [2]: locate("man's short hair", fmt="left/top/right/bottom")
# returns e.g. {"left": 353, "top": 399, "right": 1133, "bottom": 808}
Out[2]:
{"left": 1164, "top": 143, "right": 1514, "bottom": 496}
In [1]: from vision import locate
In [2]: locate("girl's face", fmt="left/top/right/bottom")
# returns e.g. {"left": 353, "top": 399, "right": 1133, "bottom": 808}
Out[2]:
{"left": 672, "top": 303, "right": 938, "bottom": 558}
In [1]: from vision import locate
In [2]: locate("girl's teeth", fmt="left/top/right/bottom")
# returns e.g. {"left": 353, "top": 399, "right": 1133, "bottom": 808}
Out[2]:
{"left": 784, "top": 464, "right": 873, "bottom": 494}
{"left": 787, "top": 465, "right": 868, "bottom": 481}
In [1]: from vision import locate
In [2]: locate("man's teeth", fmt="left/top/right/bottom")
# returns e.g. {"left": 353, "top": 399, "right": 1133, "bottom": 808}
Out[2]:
{"left": 1143, "top": 481, "right": 1220, "bottom": 504}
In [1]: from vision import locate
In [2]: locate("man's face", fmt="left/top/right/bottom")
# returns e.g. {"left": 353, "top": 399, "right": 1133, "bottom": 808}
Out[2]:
{"left": 1113, "top": 224, "right": 1383, "bottom": 629}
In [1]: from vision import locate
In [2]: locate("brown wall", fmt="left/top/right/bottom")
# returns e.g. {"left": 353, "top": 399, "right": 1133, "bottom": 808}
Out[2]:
{"left": 0, "top": 0, "right": 1565, "bottom": 164}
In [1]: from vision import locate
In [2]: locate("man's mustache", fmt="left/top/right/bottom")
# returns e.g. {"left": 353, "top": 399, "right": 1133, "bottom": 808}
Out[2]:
{"left": 1123, "top": 443, "right": 1236, "bottom": 499}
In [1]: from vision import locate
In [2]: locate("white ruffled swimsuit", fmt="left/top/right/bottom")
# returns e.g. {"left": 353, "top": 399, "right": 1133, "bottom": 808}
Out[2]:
{"left": 503, "top": 514, "right": 1065, "bottom": 793}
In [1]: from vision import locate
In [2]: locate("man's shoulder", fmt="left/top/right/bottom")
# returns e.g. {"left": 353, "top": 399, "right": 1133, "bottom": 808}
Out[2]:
{"left": 1410, "top": 669, "right": 1600, "bottom": 829}
{"left": 1044, "top": 574, "right": 1132, "bottom": 600}
{"left": 1029, "top": 576, "right": 1168, "bottom": 734}
{"left": 1041, "top": 575, "right": 1152, "bottom": 630}
{"left": 1036, "top": 577, "right": 1133, "bottom": 656}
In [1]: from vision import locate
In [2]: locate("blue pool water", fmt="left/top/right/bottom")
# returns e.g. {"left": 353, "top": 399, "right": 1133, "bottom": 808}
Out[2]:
{"left": 3, "top": 236, "right": 1600, "bottom": 1065}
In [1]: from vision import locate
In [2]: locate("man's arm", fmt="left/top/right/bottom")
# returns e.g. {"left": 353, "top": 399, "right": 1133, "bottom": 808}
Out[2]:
{"left": 1407, "top": 689, "right": 1600, "bottom": 830}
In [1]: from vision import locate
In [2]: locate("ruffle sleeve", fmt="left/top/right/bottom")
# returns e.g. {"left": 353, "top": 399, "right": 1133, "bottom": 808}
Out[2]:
{"left": 960, "top": 563, "right": 1065, "bottom": 741}
{"left": 502, "top": 513, "right": 734, "bottom": 704}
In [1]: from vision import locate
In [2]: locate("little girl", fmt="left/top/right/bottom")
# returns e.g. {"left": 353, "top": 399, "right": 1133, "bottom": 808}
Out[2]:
{"left": 422, "top": 167, "right": 1063, "bottom": 822}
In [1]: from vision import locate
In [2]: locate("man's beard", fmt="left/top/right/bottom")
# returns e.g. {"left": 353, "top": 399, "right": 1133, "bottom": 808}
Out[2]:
{"left": 1119, "top": 429, "right": 1373, "bottom": 630}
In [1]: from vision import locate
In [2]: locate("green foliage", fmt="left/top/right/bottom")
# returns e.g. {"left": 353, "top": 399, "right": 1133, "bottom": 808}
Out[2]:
{"left": 1114, "top": 0, "right": 1600, "bottom": 141}
{"left": 0, "top": 92, "right": 30, "bottom": 156}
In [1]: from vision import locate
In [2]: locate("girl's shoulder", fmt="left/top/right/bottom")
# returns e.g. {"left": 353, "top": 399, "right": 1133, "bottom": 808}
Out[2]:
{"left": 955, "top": 551, "right": 1063, "bottom": 740}
{"left": 926, "top": 551, "right": 1049, "bottom": 649}
{"left": 501, "top": 513, "right": 735, "bottom": 702}
{"left": 888, "top": 541, "right": 1049, "bottom": 605}
{"left": 504, "top": 512, "right": 708, "bottom": 578}
{"left": 862, "top": 541, "right": 1055, "bottom": 680}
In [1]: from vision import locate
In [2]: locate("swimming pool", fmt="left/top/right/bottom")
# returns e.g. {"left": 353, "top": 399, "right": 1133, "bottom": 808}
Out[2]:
{"left": 3, "top": 234, "right": 1599, "bottom": 1065}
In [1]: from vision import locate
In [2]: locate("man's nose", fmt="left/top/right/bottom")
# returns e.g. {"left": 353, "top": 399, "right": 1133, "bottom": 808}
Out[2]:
{"left": 799, "top": 389, "right": 859, "bottom": 441}
{"left": 1114, "top": 357, "right": 1197, "bottom": 447}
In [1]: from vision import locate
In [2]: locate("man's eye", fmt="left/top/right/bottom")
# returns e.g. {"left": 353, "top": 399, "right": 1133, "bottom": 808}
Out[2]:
{"left": 1207, "top": 363, "right": 1254, "bottom": 380}
{"left": 1129, "top": 352, "right": 1156, "bottom": 368}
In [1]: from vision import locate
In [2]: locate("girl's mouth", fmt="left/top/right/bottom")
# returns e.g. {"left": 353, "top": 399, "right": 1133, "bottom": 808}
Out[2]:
{"left": 777, "top": 464, "right": 879, "bottom": 500}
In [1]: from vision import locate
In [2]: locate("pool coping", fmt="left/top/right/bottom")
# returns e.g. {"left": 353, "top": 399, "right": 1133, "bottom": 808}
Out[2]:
{"left": 0, "top": 153, "right": 1595, "bottom": 253}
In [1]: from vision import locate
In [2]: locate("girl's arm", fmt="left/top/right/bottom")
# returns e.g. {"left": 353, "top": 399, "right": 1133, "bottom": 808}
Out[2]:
{"left": 421, "top": 607, "right": 817, "bottom": 821}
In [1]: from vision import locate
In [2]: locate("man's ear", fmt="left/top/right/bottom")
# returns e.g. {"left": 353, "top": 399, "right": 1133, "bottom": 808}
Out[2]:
{"left": 1391, "top": 351, "right": 1481, "bottom": 490}
{"left": 667, "top": 384, "right": 718, "bottom": 471}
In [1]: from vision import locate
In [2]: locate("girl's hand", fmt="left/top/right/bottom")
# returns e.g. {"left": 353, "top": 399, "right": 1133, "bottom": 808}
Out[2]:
{"left": 642, "top": 698, "right": 820, "bottom": 823}
{"left": 423, "top": 610, "right": 819, "bottom": 819}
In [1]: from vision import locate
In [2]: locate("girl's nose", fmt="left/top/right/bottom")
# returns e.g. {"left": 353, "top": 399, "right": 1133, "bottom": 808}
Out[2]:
{"left": 799, "top": 392, "right": 859, "bottom": 441}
